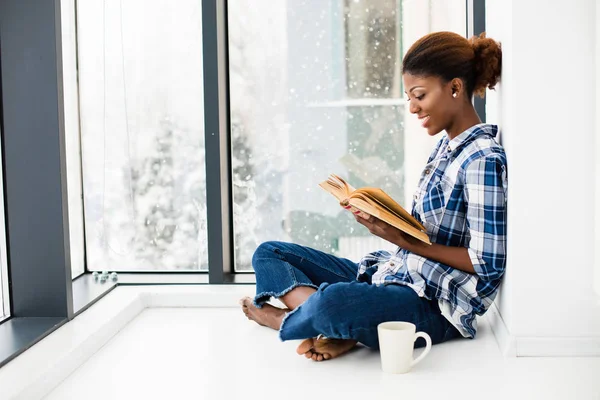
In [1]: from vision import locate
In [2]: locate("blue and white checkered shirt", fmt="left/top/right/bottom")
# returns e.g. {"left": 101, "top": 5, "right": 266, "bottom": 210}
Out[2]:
{"left": 357, "top": 123, "right": 507, "bottom": 338}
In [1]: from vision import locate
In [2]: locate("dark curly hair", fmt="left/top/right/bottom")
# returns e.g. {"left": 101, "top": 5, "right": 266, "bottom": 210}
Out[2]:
{"left": 402, "top": 31, "right": 502, "bottom": 98}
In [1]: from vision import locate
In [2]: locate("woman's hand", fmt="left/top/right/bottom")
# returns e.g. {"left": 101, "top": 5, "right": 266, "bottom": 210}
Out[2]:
{"left": 341, "top": 203, "right": 419, "bottom": 248}
{"left": 352, "top": 213, "right": 414, "bottom": 248}
{"left": 353, "top": 212, "right": 475, "bottom": 274}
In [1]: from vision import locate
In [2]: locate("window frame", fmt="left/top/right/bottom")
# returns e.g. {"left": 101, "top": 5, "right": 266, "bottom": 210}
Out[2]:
{"left": 0, "top": 0, "right": 74, "bottom": 368}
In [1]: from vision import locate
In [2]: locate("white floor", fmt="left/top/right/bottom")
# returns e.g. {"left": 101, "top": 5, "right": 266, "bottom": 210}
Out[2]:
{"left": 43, "top": 307, "right": 600, "bottom": 400}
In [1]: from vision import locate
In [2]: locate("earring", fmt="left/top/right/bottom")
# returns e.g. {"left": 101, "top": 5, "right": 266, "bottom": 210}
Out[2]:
{"left": 452, "top": 92, "right": 457, "bottom": 98}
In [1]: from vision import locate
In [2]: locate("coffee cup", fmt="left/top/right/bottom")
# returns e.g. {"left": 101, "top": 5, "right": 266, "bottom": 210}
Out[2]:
{"left": 377, "top": 321, "right": 432, "bottom": 374}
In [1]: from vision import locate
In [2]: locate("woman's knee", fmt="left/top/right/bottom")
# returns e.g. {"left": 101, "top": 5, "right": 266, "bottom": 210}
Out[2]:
{"left": 305, "top": 283, "right": 353, "bottom": 324}
{"left": 251, "top": 241, "right": 285, "bottom": 270}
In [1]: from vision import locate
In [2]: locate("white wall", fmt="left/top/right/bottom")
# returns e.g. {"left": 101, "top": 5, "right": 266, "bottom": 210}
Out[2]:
{"left": 487, "top": 0, "right": 600, "bottom": 355}
{"left": 595, "top": 0, "right": 600, "bottom": 300}
{"left": 485, "top": 0, "right": 515, "bottom": 342}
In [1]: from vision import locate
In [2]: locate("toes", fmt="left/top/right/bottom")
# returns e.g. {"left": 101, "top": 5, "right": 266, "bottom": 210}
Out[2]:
{"left": 311, "top": 353, "right": 319, "bottom": 361}
{"left": 240, "top": 296, "right": 253, "bottom": 307}
{"left": 323, "top": 353, "right": 331, "bottom": 360}
{"left": 316, "top": 354, "right": 324, "bottom": 361}
{"left": 296, "top": 338, "right": 314, "bottom": 355}
{"left": 304, "top": 351, "right": 313, "bottom": 359}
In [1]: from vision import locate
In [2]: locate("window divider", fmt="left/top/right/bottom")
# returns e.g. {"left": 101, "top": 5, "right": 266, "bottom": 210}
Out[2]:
{"left": 0, "top": 0, "right": 74, "bottom": 320}
{"left": 202, "top": 0, "right": 235, "bottom": 283}
{"left": 466, "top": 0, "right": 486, "bottom": 122}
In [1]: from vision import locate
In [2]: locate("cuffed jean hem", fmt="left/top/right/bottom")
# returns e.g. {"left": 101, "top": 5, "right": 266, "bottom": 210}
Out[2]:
{"left": 253, "top": 282, "right": 319, "bottom": 309}
{"left": 278, "top": 305, "right": 304, "bottom": 342}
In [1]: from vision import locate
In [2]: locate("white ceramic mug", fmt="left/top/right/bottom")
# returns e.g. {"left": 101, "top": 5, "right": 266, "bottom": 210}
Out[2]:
{"left": 377, "top": 321, "right": 432, "bottom": 374}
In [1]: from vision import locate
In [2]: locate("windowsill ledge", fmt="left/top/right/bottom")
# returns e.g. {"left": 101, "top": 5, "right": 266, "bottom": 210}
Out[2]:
{"left": 0, "top": 285, "right": 251, "bottom": 400}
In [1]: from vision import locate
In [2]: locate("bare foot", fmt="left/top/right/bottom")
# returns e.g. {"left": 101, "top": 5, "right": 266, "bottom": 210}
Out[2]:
{"left": 296, "top": 336, "right": 358, "bottom": 362}
{"left": 239, "top": 296, "right": 288, "bottom": 330}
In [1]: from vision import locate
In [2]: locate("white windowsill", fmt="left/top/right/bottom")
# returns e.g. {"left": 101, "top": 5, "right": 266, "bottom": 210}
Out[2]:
{"left": 0, "top": 285, "right": 250, "bottom": 400}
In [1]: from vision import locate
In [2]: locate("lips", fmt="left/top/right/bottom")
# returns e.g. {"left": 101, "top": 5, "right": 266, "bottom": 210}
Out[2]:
{"left": 418, "top": 115, "right": 430, "bottom": 128}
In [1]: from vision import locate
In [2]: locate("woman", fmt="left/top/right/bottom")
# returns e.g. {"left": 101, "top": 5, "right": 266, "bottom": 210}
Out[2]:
{"left": 240, "top": 31, "right": 506, "bottom": 362}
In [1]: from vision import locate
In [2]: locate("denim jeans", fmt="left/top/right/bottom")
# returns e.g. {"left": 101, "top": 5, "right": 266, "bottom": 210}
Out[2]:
{"left": 252, "top": 241, "right": 463, "bottom": 349}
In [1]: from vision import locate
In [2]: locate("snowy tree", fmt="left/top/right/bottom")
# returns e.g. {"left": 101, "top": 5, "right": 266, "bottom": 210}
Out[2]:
{"left": 129, "top": 118, "right": 206, "bottom": 269}
{"left": 227, "top": 2, "right": 289, "bottom": 270}
{"left": 231, "top": 116, "right": 259, "bottom": 270}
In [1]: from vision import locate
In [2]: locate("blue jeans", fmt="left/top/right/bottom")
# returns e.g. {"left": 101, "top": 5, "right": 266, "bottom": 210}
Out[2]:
{"left": 252, "top": 241, "right": 463, "bottom": 349}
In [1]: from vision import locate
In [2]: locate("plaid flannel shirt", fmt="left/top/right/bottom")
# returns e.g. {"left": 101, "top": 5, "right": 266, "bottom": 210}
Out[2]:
{"left": 357, "top": 124, "right": 508, "bottom": 338}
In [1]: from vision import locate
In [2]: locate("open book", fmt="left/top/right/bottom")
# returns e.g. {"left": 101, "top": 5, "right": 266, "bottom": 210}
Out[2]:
{"left": 319, "top": 173, "right": 431, "bottom": 245}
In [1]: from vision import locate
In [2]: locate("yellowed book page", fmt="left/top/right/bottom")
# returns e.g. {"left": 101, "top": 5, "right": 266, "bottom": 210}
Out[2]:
{"left": 318, "top": 174, "right": 353, "bottom": 202}
{"left": 330, "top": 173, "right": 356, "bottom": 193}
{"left": 348, "top": 197, "right": 431, "bottom": 245}
{"left": 352, "top": 187, "right": 426, "bottom": 231}
{"left": 351, "top": 190, "right": 415, "bottom": 226}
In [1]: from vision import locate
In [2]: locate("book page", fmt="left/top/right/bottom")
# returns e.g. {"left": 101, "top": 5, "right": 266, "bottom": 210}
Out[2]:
{"left": 318, "top": 174, "right": 354, "bottom": 202}
{"left": 318, "top": 173, "right": 430, "bottom": 244}
{"left": 348, "top": 196, "right": 431, "bottom": 245}
{"left": 351, "top": 187, "right": 425, "bottom": 231}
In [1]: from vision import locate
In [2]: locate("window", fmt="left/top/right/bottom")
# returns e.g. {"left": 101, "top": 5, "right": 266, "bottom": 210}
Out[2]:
{"left": 228, "top": 0, "right": 403, "bottom": 271}
{"left": 61, "top": 0, "right": 86, "bottom": 279}
{"left": 228, "top": 0, "right": 466, "bottom": 271}
{"left": 76, "top": 0, "right": 208, "bottom": 271}
{"left": 0, "top": 126, "right": 8, "bottom": 321}
{"left": 71, "top": 0, "right": 468, "bottom": 274}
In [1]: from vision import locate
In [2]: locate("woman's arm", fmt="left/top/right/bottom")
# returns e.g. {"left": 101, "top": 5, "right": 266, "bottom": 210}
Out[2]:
{"left": 394, "top": 231, "right": 475, "bottom": 273}
{"left": 353, "top": 155, "right": 507, "bottom": 279}
{"left": 353, "top": 214, "right": 475, "bottom": 274}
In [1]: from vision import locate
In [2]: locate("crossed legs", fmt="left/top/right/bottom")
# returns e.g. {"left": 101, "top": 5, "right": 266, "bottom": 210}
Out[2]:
{"left": 240, "top": 285, "right": 358, "bottom": 361}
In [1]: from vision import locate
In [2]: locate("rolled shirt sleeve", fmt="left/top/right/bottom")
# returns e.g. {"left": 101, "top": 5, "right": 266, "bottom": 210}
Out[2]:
{"left": 464, "top": 155, "right": 507, "bottom": 282}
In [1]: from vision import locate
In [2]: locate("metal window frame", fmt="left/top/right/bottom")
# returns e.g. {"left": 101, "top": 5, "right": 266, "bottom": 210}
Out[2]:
{"left": 0, "top": 1, "right": 119, "bottom": 369}
{"left": 0, "top": 0, "right": 74, "bottom": 368}
{"left": 202, "top": 0, "right": 234, "bottom": 283}
{"left": 466, "top": 0, "right": 486, "bottom": 122}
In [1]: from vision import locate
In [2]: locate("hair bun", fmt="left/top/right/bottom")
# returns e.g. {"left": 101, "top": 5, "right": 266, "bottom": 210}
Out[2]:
{"left": 469, "top": 32, "right": 502, "bottom": 97}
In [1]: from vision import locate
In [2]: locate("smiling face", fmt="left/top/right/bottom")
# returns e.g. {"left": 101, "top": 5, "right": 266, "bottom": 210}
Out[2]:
{"left": 403, "top": 73, "right": 459, "bottom": 136}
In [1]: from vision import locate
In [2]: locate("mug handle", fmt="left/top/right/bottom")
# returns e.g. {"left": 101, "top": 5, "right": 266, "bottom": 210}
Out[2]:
{"left": 410, "top": 331, "right": 432, "bottom": 368}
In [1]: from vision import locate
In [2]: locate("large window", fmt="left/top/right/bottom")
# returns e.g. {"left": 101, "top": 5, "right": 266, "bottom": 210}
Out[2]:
{"left": 77, "top": 0, "right": 208, "bottom": 271}
{"left": 72, "top": 0, "right": 467, "bottom": 274}
{"left": 228, "top": 0, "right": 466, "bottom": 271}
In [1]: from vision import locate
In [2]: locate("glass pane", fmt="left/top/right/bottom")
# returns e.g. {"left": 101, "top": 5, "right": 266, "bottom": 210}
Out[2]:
{"left": 228, "top": 0, "right": 401, "bottom": 271}
{"left": 229, "top": 0, "right": 466, "bottom": 271}
{"left": 61, "top": 0, "right": 86, "bottom": 279}
{"left": 77, "top": 0, "right": 208, "bottom": 271}
{"left": 0, "top": 126, "right": 8, "bottom": 320}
